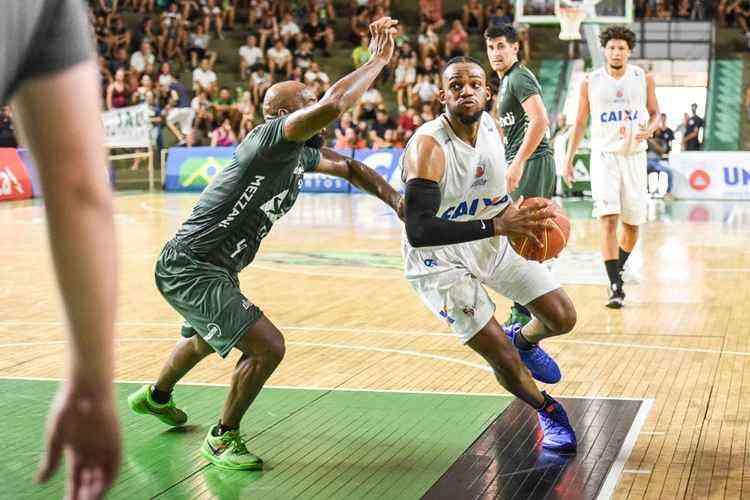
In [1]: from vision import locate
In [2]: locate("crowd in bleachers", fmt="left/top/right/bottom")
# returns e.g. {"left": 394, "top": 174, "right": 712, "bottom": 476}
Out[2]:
{"left": 86, "top": 0, "right": 531, "bottom": 155}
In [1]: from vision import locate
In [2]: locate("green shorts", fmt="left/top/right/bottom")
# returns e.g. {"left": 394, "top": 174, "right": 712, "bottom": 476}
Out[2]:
{"left": 155, "top": 240, "right": 262, "bottom": 358}
{"left": 510, "top": 153, "right": 556, "bottom": 201}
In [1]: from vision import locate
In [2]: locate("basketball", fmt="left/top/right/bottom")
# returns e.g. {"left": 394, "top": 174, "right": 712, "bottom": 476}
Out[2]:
{"left": 509, "top": 197, "right": 571, "bottom": 262}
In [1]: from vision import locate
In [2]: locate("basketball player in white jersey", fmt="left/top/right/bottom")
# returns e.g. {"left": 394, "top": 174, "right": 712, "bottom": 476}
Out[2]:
{"left": 563, "top": 25, "right": 660, "bottom": 308}
{"left": 401, "top": 57, "right": 577, "bottom": 452}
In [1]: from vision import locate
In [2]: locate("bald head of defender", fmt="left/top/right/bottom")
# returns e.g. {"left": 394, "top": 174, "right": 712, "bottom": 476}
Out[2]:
{"left": 261, "top": 81, "right": 317, "bottom": 120}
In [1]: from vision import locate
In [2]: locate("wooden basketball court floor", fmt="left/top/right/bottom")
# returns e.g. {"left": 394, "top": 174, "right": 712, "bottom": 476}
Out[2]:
{"left": 1, "top": 192, "right": 749, "bottom": 499}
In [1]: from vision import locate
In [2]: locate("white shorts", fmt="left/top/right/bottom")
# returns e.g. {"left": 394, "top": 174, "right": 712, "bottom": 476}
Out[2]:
{"left": 403, "top": 236, "right": 560, "bottom": 344}
{"left": 590, "top": 150, "right": 648, "bottom": 225}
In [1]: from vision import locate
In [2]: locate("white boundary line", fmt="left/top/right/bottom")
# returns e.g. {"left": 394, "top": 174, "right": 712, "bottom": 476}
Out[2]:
{"left": 0, "top": 374, "right": 650, "bottom": 401}
{"left": 596, "top": 398, "right": 655, "bottom": 500}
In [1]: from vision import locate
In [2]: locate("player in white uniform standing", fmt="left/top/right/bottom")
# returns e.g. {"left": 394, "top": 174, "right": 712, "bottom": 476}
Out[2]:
{"left": 563, "top": 25, "right": 660, "bottom": 308}
{"left": 401, "top": 56, "right": 577, "bottom": 452}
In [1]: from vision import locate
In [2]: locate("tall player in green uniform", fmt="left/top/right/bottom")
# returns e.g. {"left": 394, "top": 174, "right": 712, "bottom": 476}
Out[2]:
{"left": 485, "top": 24, "right": 555, "bottom": 328}
{"left": 127, "top": 18, "right": 402, "bottom": 470}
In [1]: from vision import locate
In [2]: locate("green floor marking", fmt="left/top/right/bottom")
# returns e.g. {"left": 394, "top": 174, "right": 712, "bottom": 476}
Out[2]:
{"left": 3, "top": 380, "right": 512, "bottom": 500}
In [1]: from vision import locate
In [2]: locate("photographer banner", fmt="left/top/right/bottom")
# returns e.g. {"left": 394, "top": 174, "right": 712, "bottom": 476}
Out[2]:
{"left": 102, "top": 103, "right": 151, "bottom": 148}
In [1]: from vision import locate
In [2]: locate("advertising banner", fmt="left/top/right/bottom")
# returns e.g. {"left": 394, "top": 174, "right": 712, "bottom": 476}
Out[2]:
{"left": 163, "top": 147, "right": 234, "bottom": 191}
{"left": 670, "top": 152, "right": 750, "bottom": 200}
{"left": 0, "top": 148, "right": 32, "bottom": 202}
{"left": 351, "top": 148, "right": 404, "bottom": 194}
{"left": 301, "top": 149, "right": 353, "bottom": 193}
{"left": 102, "top": 103, "right": 151, "bottom": 148}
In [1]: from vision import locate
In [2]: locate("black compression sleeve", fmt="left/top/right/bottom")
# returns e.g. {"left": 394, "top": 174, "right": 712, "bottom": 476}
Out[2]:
{"left": 404, "top": 178, "right": 495, "bottom": 247}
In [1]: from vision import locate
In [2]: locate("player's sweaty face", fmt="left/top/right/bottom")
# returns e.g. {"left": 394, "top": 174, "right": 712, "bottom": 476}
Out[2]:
{"left": 486, "top": 37, "right": 518, "bottom": 73}
{"left": 442, "top": 65, "right": 487, "bottom": 120}
{"left": 604, "top": 39, "right": 631, "bottom": 69}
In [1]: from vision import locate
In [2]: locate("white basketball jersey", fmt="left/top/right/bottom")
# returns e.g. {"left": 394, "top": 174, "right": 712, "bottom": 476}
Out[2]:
{"left": 588, "top": 65, "right": 649, "bottom": 154}
{"left": 400, "top": 112, "right": 510, "bottom": 250}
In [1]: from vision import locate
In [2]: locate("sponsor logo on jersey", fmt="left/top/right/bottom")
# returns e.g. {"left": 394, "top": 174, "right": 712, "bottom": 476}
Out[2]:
{"left": 259, "top": 189, "right": 292, "bottom": 223}
{"left": 462, "top": 306, "right": 475, "bottom": 317}
{"left": 218, "top": 175, "right": 265, "bottom": 228}
{"left": 440, "top": 195, "right": 509, "bottom": 220}
{"left": 230, "top": 238, "right": 248, "bottom": 258}
{"left": 439, "top": 307, "right": 455, "bottom": 325}
{"left": 599, "top": 110, "right": 639, "bottom": 123}
{"left": 423, "top": 258, "right": 439, "bottom": 268}
{"left": 498, "top": 112, "right": 516, "bottom": 128}
{"left": 205, "top": 323, "right": 222, "bottom": 340}
{"left": 241, "top": 299, "right": 251, "bottom": 310}
{"left": 471, "top": 163, "right": 489, "bottom": 188}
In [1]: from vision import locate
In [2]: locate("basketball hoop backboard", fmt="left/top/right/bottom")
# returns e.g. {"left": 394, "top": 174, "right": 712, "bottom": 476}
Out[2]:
{"left": 515, "top": 0, "right": 633, "bottom": 25}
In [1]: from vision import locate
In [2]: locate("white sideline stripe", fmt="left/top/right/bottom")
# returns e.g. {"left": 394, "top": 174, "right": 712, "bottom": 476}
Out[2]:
{"left": 596, "top": 399, "right": 655, "bottom": 500}
{"left": 622, "top": 469, "right": 652, "bottom": 475}
{"left": 0, "top": 375, "right": 650, "bottom": 402}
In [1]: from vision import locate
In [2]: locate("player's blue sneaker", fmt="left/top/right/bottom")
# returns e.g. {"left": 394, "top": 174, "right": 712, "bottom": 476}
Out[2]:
{"left": 537, "top": 393, "right": 577, "bottom": 453}
{"left": 503, "top": 324, "right": 562, "bottom": 384}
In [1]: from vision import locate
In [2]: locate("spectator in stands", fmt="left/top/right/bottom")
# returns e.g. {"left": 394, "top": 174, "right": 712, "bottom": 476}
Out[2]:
{"left": 211, "top": 118, "right": 238, "bottom": 146}
{"left": 419, "top": 101, "right": 436, "bottom": 122}
{"left": 303, "top": 11, "right": 335, "bottom": 56}
{"left": 94, "top": 15, "right": 113, "bottom": 56}
{"left": 304, "top": 61, "right": 331, "bottom": 95}
{"left": 420, "top": 0, "right": 446, "bottom": 30}
{"left": 248, "top": 0, "right": 271, "bottom": 26}
{"left": 193, "top": 57, "right": 218, "bottom": 94}
{"left": 240, "top": 35, "right": 265, "bottom": 80}
{"left": 646, "top": 113, "right": 675, "bottom": 196}
{"left": 99, "top": 56, "right": 114, "bottom": 96}
{"left": 158, "top": 62, "right": 176, "bottom": 87}
{"left": 334, "top": 111, "right": 355, "bottom": 143}
{"left": 280, "top": 12, "right": 303, "bottom": 51}
{"left": 267, "top": 38, "right": 293, "bottom": 80}
{"left": 354, "top": 83, "right": 384, "bottom": 122}
{"left": 132, "top": 73, "right": 154, "bottom": 104}
{"left": 350, "top": 6, "right": 371, "bottom": 44}
{"left": 745, "top": 85, "right": 750, "bottom": 122}
{"left": 335, "top": 127, "right": 366, "bottom": 149}
{"left": 417, "top": 56, "right": 440, "bottom": 81}
{"left": 394, "top": 56, "right": 417, "bottom": 111}
{"left": 411, "top": 73, "right": 439, "bottom": 110}
{"left": 417, "top": 22, "right": 440, "bottom": 60}
{"left": 133, "top": 16, "right": 158, "bottom": 50}
{"left": 108, "top": 15, "right": 132, "bottom": 52}
{"left": 683, "top": 103, "right": 704, "bottom": 151}
{"left": 444, "top": 20, "right": 470, "bottom": 57}
{"left": 464, "top": 0, "right": 485, "bottom": 34}
{"left": 398, "top": 106, "right": 419, "bottom": 141}
{"left": 369, "top": 108, "right": 397, "bottom": 144}
{"left": 249, "top": 64, "right": 272, "bottom": 106}
{"left": 730, "top": 0, "right": 750, "bottom": 43}
{"left": 130, "top": 41, "right": 156, "bottom": 77}
{"left": 187, "top": 24, "right": 215, "bottom": 69}
{"left": 159, "top": 5, "right": 188, "bottom": 63}
{"left": 106, "top": 68, "right": 132, "bottom": 109}
{"left": 202, "top": 0, "right": 225, "bottom": 39}
{"left": 353, "top": 35, "right": 372, "bottom": 68}
{"left": 294, "top": 38, "right": 316, "bottom": 73}
{"left": 676, "top": 0, "right": 691, "bottom": 17}
{"left": 212, "top": 87, "right": 240, "bottom": 125}
{"left": 257, "top": 9, "right": 279, "bottom": 50}
{"left": 0, "top": 106, "right": 17, "bottom": 148}
{"left": 108, "top": 46, "right": 130, "bottom": 75}
{"left": 656, "top": 0, "right": 672, "bottom": 18}
{"left": 191, "top": 89, "right": 212, "bottom": 113}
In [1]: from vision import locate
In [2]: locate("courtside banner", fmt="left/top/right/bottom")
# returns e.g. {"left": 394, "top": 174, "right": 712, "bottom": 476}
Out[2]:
{"left": 16, "top": 149, "right": 42, "bottom": 197}
{"left": 102, "top": 103, "right": 151, "bottom": 148}
{"left": 164, "top": 147, "right": 234, "bottom": 192}
{"left": 0, "top": 148, "right": 32, "bottom": 202}
{"left": 671, "top": 152, "right": 750, "bottom": 200}
{"left": 350, "top": 148, "right": 404, "bottom": 194}
{"left": 301, "top": 148, "right": 352, "bottom": 193}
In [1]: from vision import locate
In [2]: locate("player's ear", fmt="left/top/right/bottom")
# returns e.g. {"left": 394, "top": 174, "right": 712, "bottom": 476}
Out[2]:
{"left": 438, "top": 89, "right": 448, "bottom": 106}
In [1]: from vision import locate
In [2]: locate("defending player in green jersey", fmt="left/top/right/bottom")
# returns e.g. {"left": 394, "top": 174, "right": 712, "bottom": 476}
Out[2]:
{"left": 485, "top": 24, "right": 556, "bottom": 328}
{"left": 127, "top": 17, "right": 403, "bottom": 471}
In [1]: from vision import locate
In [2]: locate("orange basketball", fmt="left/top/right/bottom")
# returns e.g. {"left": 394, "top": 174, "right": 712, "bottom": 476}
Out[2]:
{"left": 509, "top": 197, "right": 571, "bottom": 262}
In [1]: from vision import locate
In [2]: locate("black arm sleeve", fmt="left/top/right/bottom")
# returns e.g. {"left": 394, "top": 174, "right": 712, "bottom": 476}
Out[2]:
{"left": 404, "top": 178, "right": 495, "bottom": 248}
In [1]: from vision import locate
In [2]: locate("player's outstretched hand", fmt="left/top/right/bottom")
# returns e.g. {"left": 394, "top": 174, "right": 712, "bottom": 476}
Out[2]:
{"left": 562, "top": 161, "right": 574, "bottom": 188}
{"left": 368, "top": 17, "right": 398, "bottom": 63}
{"left": 492, "top": 196, "right": 553, "bottom": 248}
{"left": 37, "top": 383, "right": 121, "bottom": 500}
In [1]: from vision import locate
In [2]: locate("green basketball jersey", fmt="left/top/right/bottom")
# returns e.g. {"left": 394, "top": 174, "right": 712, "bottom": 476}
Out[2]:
{"left": 174, "top": 116, "right": 320, "bottom": 273}
{"left": 495, "top": 61, "right": 550, "bottom": 163}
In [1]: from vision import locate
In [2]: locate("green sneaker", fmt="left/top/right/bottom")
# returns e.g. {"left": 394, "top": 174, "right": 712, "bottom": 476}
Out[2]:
{"left": 201, "top": 425, "right": 263, "bottom": 470}
{"left": 127, "top": 385, "right": 188, "bottom": 427}
{"left": 503, "top": 306, "right": 532, "bottom": 328}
